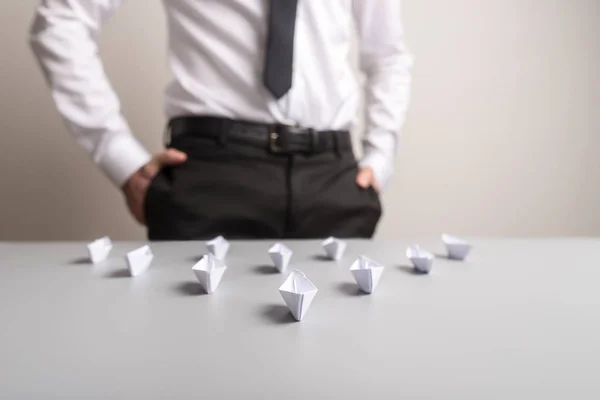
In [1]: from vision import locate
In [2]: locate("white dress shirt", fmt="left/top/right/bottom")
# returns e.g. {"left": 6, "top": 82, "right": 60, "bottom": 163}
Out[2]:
{"left": 30, "top": 0, "right": 413, "bottom": 189}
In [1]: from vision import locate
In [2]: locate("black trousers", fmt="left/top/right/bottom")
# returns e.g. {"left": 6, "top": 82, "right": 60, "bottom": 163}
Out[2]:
{"left": 144, "top": 132, "right": 382, "bottom": 240}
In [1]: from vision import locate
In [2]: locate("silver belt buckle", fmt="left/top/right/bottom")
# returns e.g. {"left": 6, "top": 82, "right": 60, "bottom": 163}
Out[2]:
{"left": 269, "top": 123, "right": 301, "bottom": 153}
{"left": 269, "top": 131, "right": 283, "bottom": 153}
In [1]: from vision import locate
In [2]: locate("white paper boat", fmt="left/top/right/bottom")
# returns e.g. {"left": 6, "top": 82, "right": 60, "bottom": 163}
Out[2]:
{"left": 279, "top": 270, "right": 318, "bottom": 321}
{"left": 192, "top": 254, "right": 227, "bottom": 294}
{"left": 406, "top": 245, "right": 434, "bottom": 274}
{"left": 442, "top": 234, "right": 472, "bottom": 260}
{"left": 322, "top": 237, "right": 346, "bottom": 260}
{"left": 349, "top": 256, "right": 385, "bottom": 294}
{"left": 125, "top": 245, "right": 154, "bottom": 277}
{"left": 87, "top": 236, "right": 112, "bottom": 264}
{"left": 206, "top": 236, "right": 229, "bottom": 260}
{"left": 268, "top": 243, "right": 292, "bottom": 273}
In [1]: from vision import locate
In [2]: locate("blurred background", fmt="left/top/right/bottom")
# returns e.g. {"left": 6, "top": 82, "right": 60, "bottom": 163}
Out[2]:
{"left": 0, "top": 0, "right": 598, "bottom": 241}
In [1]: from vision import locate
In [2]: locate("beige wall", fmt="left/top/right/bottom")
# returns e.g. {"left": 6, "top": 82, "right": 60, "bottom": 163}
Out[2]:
{"left": 1, "top": 1, "right": 599, "bottom": 241}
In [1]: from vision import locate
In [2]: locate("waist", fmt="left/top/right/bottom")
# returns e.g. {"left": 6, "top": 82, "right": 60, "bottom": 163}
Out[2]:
{"left": 167, "top": 116, "right": 353, "bottom": 155}
{"left": 163, "top": 67, "right": 360, "bottom": 129}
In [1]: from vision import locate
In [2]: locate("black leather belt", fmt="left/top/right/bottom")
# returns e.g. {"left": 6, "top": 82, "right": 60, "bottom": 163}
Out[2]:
{"left": 168, "top": 116, "right": 352, "bottom": 154}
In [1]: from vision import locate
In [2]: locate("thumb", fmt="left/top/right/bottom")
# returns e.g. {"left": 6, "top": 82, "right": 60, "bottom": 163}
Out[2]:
{"left": 156, "top": 148, "right": 187, "bottom": 167}
{"left": 356, "top": 168, "right": 372, "bottom": 189}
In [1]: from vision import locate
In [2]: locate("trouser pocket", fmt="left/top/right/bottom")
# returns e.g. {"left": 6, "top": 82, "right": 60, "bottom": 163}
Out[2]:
{"left": 144, "top": 166, "right": 174, "bottom": 239}
{"left": 292, "top": 158, "right": 383, "bottom": 238}
{"left": 357, "top": 168, "right": 383, "bottom": 237}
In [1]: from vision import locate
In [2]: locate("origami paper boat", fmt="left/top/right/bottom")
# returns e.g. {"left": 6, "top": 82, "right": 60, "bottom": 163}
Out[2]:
{"left": 125, "top": 245, "right": 153, "bottom": 277}
{"left": 268, "top": 243, "right": 293, "bottom": 273}
{"left": 322, "top": 237, "right": 346, "bottom": 261}
{"left": 87, "top": 236, "right": 112, "bottom": 264}
{"left": 192, "top": 253, "right": 227, "bottom": 294}
{"left": 279, "top": 270, "right": 318, "bottom": 321}
{"left": 206, "top": 235, "right": 230, "bottom": 260}
{"left": 350, "top": 256, "right": 385, "bottom": 294}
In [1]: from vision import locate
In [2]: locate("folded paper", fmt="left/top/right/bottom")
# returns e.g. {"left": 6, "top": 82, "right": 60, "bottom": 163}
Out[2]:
{"left": 125, "top": 245, "right": 154, "bottom": 277}
{"left": 206, "top": 236, "right": 230, "bottom": 260}
{"left": 406, "top": 245, "right": 434, "bottom": 274}
{"left": 442, "top": 234, "right": 472, "bottom": 260}
{"left": 192, "top": 254, "right": 227, "bottom": 294}
{"left": 87, "top": 236, "right": 112, "bottom": 264}
{"left": 322, "top": 237, "right": 346, "bottom": 260}
{"left": 350, "top": 256, "right": 385, "bottom": 294}
{"left": 279, "top": 270, "right": 318, "bottom": 321}
{"left": 268, "top": 243, "right": 292, "bottom": 273}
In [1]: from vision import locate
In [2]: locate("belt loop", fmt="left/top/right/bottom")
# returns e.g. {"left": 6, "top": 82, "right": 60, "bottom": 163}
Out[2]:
{"left": 163, "top": 121, "right": 172, "bottom": 148}
{"left": 217, "top": 118, "right": 228, "bottom": 146}
{"left": 310, "top": 129, "right": 318, "bottom": 153}
{"left": 333, "top": 132, "right": 342, "bottom": 158}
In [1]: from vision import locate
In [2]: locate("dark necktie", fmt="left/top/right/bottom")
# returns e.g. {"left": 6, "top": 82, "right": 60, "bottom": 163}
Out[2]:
{"left": 263, "top": 0, "right": 299, "bottom": 99}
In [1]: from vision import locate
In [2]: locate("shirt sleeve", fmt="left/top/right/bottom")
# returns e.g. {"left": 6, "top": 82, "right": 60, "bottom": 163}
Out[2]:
{"left": 29, "top": 0, "right": 152, "bottom": 187}
{"left": 352, "top": 0, "right": 414, "bottom": 190}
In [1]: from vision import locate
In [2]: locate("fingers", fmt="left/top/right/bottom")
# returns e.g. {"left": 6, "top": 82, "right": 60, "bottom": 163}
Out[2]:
{"left": 356, "top": 168, "right": 373, "bottom": 189}
{"left": 156, "top": 148, "right": 187, "bottom": 166}
{"left": 356, "top": 167, "right": 380, "bottom": 192}
{"left": 132, "top": 203, "right": 145, "bottom": 225}
{"left": 124, "top": 187, "right": 145, "bottom": 225}
{"left": 123, "top": 172, "right": 149, "bottom": 225}
{"left": 123, "top": 149, "right": 187, "bottom": 226}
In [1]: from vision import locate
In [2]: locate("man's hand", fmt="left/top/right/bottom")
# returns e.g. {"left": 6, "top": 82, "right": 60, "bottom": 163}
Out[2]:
{"left": 122, "top": 149, "right": 187, "bottom": 224}
{"left": 356, "top": 167, "right": 380, "bottom": 193}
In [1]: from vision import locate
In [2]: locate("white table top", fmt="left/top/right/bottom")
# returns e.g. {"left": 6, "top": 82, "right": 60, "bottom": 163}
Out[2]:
{"left": 1, "top": 239, "right": 599, "bottom": 399}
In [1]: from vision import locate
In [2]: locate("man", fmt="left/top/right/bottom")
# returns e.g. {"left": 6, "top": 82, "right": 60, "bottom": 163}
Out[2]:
{"left": 30, "top": 0, "right": 412, "bottom": 240}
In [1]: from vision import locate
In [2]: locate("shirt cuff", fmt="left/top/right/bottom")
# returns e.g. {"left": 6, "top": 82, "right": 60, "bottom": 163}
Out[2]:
{"left": 359, "top": 150, "right": 394, "bottom": 191}
{"left": 95, "top": 134, "right": 152, "bottom": 187}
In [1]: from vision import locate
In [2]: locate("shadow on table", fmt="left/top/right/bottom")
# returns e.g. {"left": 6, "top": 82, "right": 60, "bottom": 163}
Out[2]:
{"left": 311, "top": 254, "right": 332, "bottom": 262}
{"left": 172, "top": 281, "right": 208, "bottom": 296}
{"left": 252, "top": 264, "right": 279, "bottom": 275}
{"left": 433, "top": 253, "right": 462, "bottom": 261}
{"left": 259, "top": 304, "right": 297, "bottom": 324}
{"left": 335, "top": 282, "right": 369, "bottom": 297}
{"left": 104, "top": 269, "right": 131, "bottom": 278}
{"left": 188, "top": 255, "right": 204, "bottom": 263}
{"left": 397, "top": 265, "right": 428, "bottom": 276}
{"left": 70, "top": 257, "right": 90, "bottom": 265}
